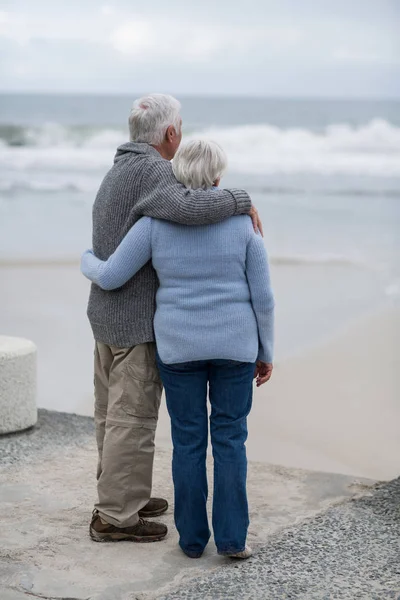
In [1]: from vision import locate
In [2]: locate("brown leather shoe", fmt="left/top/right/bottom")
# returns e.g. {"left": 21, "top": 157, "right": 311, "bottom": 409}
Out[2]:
{"left": 90, "top": 511, "right": 167, "bottom": 543}
{"left": 138, "top": 497, "right": 168, "bottom": 518}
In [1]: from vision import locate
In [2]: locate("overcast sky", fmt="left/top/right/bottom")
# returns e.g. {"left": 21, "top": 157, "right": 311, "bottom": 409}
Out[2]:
{"left": 0, "top": 0, "right": 399, "bottom": 97}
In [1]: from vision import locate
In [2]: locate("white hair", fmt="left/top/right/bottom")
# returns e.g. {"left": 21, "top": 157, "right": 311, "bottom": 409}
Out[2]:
{"left": 172, "top": 140, "right": 228, "bottom": 190}
{"left": 129, "top": 94, "right": 181, "bottom": 145}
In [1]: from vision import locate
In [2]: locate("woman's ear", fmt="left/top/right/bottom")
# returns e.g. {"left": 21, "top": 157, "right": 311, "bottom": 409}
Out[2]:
{"left": 213, "top": 178, "right": 221, "bottom": 187}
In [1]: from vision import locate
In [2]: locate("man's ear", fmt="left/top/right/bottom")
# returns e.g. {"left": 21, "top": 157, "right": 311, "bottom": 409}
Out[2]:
{"left": 166, "top": 125, "right": 175, "bottom": 142}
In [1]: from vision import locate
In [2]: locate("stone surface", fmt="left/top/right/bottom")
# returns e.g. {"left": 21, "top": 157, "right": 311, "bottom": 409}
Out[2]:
{"left": 156, "top": 478, "right": 400, "bottom": 600}
{"left": 0, "top": 410, "right": 387, "bottom": 600}
{"left": 0, "top": 336, "right": 37, "bottom": 434}
{"left": 0, "top": 408, "right": 94, "bottom": 465}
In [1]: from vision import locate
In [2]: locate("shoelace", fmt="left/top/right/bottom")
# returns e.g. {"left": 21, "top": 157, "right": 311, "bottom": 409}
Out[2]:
{"left": 92, "top": 511, "right": 149, "bottom": 529}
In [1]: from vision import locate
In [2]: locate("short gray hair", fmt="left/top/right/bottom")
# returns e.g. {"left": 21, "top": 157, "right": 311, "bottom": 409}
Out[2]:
{"left": 172, "top": 140, "right": 227, "bottom": 189}
{"left": 129, "top": 94, "right": 182, "bottom": 145}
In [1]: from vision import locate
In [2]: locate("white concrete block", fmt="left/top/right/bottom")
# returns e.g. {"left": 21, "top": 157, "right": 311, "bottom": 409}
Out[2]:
{"left": 0, "top": 336, "right": 37, "bottom": 434}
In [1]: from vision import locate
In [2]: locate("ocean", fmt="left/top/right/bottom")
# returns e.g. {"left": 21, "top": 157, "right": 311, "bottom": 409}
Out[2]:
{"left": 1, "top": 93, "right": 399, "bottom": 368}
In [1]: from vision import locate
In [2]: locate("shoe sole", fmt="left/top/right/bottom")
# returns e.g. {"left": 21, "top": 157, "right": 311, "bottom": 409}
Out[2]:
{"left": 90, "top": 527, "right": 167, "bottom": 543}
{"left": 138, "top": 503, "right": 169, "bottom": 519}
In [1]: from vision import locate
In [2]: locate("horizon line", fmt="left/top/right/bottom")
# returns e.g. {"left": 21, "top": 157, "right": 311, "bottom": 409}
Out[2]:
{"left": 0, "top": 90, "right": 400, "bottom": 102}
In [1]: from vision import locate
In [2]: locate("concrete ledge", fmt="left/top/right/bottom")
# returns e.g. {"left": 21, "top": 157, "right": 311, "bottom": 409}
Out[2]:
{"left": 0, "top": 336, "right": 37, "bottom": 434}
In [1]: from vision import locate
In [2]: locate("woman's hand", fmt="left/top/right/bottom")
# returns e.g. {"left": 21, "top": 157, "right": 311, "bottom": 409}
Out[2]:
{"left": 254, "top": 361, "right": 273, "bottom": 387}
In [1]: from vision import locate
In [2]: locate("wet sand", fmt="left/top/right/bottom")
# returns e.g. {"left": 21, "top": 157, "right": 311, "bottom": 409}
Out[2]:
{"left": 247, "top": 307, "right": 400, "bottom": 480}
{"left": 154, "top": 306, "right": 400, "bottom": 481}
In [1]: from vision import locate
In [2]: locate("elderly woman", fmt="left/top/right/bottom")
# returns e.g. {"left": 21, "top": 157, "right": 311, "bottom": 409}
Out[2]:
{"left": 81, "top": 140, "right": 274, "bottom": 559}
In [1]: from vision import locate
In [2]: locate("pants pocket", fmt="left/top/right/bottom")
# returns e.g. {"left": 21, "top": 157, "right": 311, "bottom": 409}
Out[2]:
{"left": 121, "top": 346, "right": 162, "bottom": 419}
{"left": 94, "top": 342, "right": 112, "bottom": 407}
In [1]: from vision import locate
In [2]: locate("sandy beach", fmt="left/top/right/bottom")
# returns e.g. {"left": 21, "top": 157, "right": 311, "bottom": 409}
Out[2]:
{"left": 156, "top": 304, "right": 400, "bottom": 481}
{"left": 1, "top": 263, "right": 398, "bottom": 482}
{"left": 247, "top": 306, "right": 400, "bottom": 480}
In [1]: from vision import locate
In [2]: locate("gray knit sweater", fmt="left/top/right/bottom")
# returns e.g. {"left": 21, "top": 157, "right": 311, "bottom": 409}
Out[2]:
{"left": 87, "top": 142, "right": 252, "bottom": 347}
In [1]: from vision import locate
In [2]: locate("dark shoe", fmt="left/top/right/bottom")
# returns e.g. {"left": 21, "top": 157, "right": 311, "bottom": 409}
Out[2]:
{"left": 180, "top": 542, "right": 204, "bottom": 559}
{"left": 138, "top": 497, "right": 168, "bottom": 518}
{"left": 181, "top": 548, "right": 203, "bottom": 559}
{"left": 90, "top": 511, "right": 167, "bottom": 543}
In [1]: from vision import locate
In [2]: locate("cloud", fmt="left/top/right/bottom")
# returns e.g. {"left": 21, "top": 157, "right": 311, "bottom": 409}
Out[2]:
{"left": 333, "top": 42, "right": 400, "bottom": 66}
{"left": 108, "top": 19, "right": 303, "bottom": 64}
{"left": 101, "top": 5, "right": 115, "bottom": 17}
{"left": 0, "top": 10, "right": 30, "bottom": 45}
{"left": 109, "top": 21, "right": 155, "bottom": 54}
{"left": 108, "top": 19, "right": 227, "bottom": 62}
{"left": 0, "top": 8, "right": 110, "bottom": 45}
{"left": 0, "top": 2, "right": 399, "bottom": 96}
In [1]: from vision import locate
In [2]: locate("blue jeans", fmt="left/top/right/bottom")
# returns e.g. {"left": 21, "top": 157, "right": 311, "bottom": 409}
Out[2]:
{"left": 156, "top": 355, "right": 255, "bottom": 556}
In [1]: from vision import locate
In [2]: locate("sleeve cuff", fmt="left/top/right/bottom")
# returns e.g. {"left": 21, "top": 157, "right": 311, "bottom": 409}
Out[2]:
{"left": 227, "top": 188, "right": 252, "bottom": 215}
{"left": 257, "top": 347, "right": 273, "bottom": 363}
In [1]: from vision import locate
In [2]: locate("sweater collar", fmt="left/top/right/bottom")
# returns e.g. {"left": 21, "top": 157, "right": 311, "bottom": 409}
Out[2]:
{"left": 114, "top": 142, "right": 161, "bottom": 163}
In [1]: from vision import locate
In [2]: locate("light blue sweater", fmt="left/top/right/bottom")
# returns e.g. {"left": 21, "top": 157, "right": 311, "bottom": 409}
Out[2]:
{"left": 81, "top": 215, "right": 274, "bottom": 365}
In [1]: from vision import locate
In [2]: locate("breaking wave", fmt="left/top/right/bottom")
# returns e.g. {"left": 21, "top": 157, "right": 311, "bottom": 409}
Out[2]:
{"left": 1, "top": 119, "right": 400, "bottom": 187}
{"left": 187, "top": 119, "right": 400, "bottom": 177}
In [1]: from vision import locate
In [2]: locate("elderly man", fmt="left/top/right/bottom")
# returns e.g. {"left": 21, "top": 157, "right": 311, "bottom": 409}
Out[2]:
{"left": 88, "top": 94, "right": 260, "bottom": 543}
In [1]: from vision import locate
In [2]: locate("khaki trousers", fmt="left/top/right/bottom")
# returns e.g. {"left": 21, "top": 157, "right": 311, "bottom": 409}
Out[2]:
{"left": 93, "top": 341, "right": 162, "bottom": 527}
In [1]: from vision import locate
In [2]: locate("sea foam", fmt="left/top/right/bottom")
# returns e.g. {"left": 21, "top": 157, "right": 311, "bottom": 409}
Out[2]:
{"left": 1, "top": 119, "right": 400, "bottom": 187}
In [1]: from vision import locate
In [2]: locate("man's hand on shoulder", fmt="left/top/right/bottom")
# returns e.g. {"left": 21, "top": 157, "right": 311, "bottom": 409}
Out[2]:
{"left": 249, "top": 205, "right": 263, "bottom": 237}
